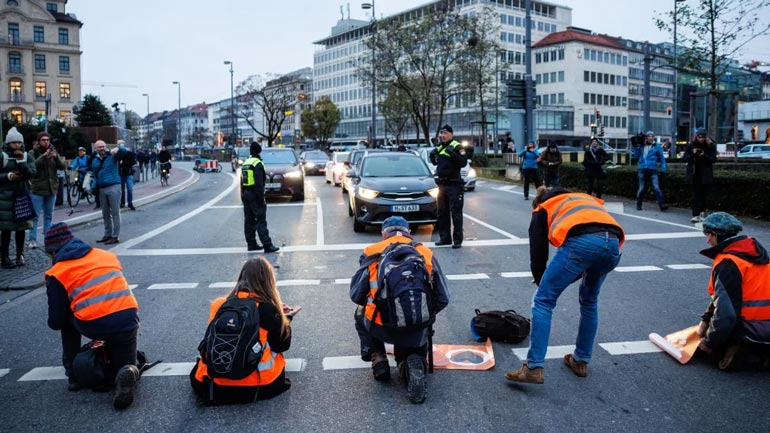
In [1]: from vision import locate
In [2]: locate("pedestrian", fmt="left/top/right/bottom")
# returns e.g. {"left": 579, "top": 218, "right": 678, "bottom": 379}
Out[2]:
{"left": 118, "top": 142, "right": 136, "bottom": 211}
{"left": 136, "top": 148, "right": 148, "bottom": 183}
{"left": 505, "top": 186, "right": 623, "bottom": 384}
{"left": 350, "top": 216, "right": 450, "bottom": 403}
{"left": 1, "top": 127, "right": 36, "bottom": 268}
{"left": 430, "top": 124, "right": 468, "bottom": 248}
{"left": 29, "top": 131, "right": 65, "bottom": 249}
{"left": 503, "top": 134, "right": 515, "bottom": 153}
{"left": 88, "top": 147, "right": 101, "bottom": 209}
{"left": 632, "top": 131, "right": 669, "bottom": 211}
{"left": 397, "top": 143, "right": 407, "bottom": 152}
{"left": 538, "top": 142, "right": 562, "bottom": 187}
{"left": 682, "top": 128, "right": 717, "bottom": 223}
{"left": 43, "top": 222, "right": 141, "bottom": 409}
{"left": 696, "top": 212, "right": 770, "bottom": 370}
{"left": 241, "top": 141, "right": 279, "bottom": 253}
{"left": 92, "top": 140, "right": 127, "bottom": 244}
{"left": 518, "top": 140, "right": 541, "bottom": 200}
{"left": 149, "top": 149, "right": 158, "bottom": 179}
{"left": 191, "top": 256, "right": 299, "bottom": 404}
{"left": 582, "top": 137, "right": 609, "bottom": 199}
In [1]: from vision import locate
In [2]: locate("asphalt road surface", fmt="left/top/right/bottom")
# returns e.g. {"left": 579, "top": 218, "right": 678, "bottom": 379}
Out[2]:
{"left": 1, "top": 164, "right": 768, "bottom": 433}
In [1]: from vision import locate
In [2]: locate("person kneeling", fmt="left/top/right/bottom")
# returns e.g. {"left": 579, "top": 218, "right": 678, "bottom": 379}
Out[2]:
{"left": 191, "top": 257, "right": 299, "bottom": 404}
{"left": 350, "top": 216, "right": 450, "bottom": 404}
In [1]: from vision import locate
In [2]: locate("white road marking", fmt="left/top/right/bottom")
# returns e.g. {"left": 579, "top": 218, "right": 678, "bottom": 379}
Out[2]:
{"left": 147, "top": 283, "right": 199, "bottom": 290}
{"left": 335, "top": 278, "right": 351, "bottom": 285}
{"left": 143, "top": 362, "right": 196, "bottom": 377}
{"left": 284, "top": 358, "right": 306, "bottom": 372}
{"left": 625, "top": 232, "right": 703, "bottom": 240}
{"left": 322, "top": 355, "right": 395, "bottom": 370}
{"left": 501, "top": 272, "right": 532, "bottom": 278}
{"left": 600, "top": 340, "right": 662, "bottom": 355}
{"left": 18, "top": 367, "right": 66, "bottom": 381}
{"left": 666, "top": 264, "right": 710, "bottom": 270}
{"left": 464, "top": 213, "right": 520, "bottom": 239}
{"left": 612, "top": 211, "right": 701, "bottom": 231}
{"left": 316, "top": 196, "right": 325, "bottom": 246}
{"left": 614, "top": 266, "right": 663, "bottom": 273}
{"left": 602, "top": 202, "right": 625, "bottom": 214}
{"left": 0, "top": 368, "right": 9, "bottom": 379}
{"left": 512, "top": 345, "right": 574, "bottom": 360}
{"left": 209, "top": 282, "right": 236, "bottom": 289}
{"left": 277, "top": 280, "right": 321, "bottom": 287}
{"left": 493, "top": 185, "right": 517, "bottom": 192}
{"left": 447, "top": 273, "right": 489, "bottom": 280}
{"left": 128, "top": 284, "right": 138, "bottom": 290}
{"left": 209, "top": 203, "right": 313, "bottom": 209}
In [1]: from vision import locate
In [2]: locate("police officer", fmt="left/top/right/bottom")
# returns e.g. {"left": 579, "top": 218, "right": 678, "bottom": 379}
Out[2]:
{"left": 430, "top": 125, "right": 468, "bottom": 248}
{"left": 241, "top": 141, "right": 279, "bottom": 253}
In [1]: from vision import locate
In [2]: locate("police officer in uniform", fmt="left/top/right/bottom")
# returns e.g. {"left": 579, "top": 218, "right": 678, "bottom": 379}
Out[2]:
{"left": 430, "top": 124, "right": 468, "bottom": 248}
{"left": 241, "top": 142, "right": 279, "bottom": 253}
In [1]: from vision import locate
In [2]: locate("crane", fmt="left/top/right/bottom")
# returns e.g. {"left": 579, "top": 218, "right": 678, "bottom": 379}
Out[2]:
{"left": 82, "top": 81, "right": 138, "bottom": 88}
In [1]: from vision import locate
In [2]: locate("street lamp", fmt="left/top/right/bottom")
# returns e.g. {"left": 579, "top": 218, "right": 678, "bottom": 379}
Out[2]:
{"left": 362, "top": 0, "right": 376, "bottom": 147}
{"left": 120, "top": 102, "right": 128, "bottom": 130}
{"left": 672, "top": 0, "right": 685, "bottom": 156}
{"left": 142, "top": 93, "right": 150, "bottom": 147}
{"left": 224, "top": 60, "right": 235, "bottom": 148}
{"left": 172, "top": 81, "right": 181, "bottom": 153}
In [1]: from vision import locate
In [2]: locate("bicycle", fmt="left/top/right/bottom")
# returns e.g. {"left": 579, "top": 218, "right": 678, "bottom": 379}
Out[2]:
{"left": 66, "top": 170, "right": 95, "bottom": 207}
{"left": 160, "top": 162, "right": 170, "bottom": 187}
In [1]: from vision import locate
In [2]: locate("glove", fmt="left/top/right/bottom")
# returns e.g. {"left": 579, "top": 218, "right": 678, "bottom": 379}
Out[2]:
{"left": 429, "top": 150, "right": 438, "bottom": 165}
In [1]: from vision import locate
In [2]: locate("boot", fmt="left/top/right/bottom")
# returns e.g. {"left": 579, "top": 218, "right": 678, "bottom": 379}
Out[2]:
{"left": 15, "top": 254, "right": 25, "bottom": 267}
{"left": 405, "top": 354, "right": 426, "bottom": 404}
{"left": 371, "top": 352, "right": 390, "bottom": 382}
{"left": 505, "top": 362, "right": 544, "bottom": 384}
{"left": 1, "top": 256, "right": 15, "bottom": 269}
{"left": 113, "top": 365, "right": 139, "bottom": 410}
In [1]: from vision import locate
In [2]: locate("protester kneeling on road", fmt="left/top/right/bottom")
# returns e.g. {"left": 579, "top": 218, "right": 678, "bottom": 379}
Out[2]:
{"left": 44, "top": 222, "right": 141, "bottom": 409}
{"left": 191, "top": 257, "right": 299, "bottom": 404}
{"left": 506, "top": 187, "right": 624, "bottom": 384}
{"left": 350, "top": 216, "right": 450, "bottom": 404}
{"left": 696, "top": 212, "right": 770, "bottom": 370}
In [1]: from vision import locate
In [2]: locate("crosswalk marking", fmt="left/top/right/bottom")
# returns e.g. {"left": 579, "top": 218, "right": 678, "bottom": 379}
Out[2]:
{"left": 666, "top": 264, "right": 710, "bottom": 270}
{"left": 501, "top": 272, "right": 532, "bottom": 278}
{"left": 18, "top": 367, "right": 66, "bottom": 381}
{"left": 334, "top": 278, "right": 351, "bottom": 285}
{"left": 147, "top": 283, "right": 199, "bottom": 290}
{"left": 447, "top": 273, "right": 489, "bottom": 280}
{"left": 209, "top": 282, "right": 236, "bottom": 289}
{"left": 600, "top": 341, "right": 661, "bottom": 355}
{"left": 277, "top": 279, "right": 321, "bottom": 287}
{"left": 614, "top": 266, "right": 663, "bottom": 272}
{"left": 0, "top": 368, "right": 9, "bottom": 379}
{"left": 512, "top": 345, "right": 574, "bottom": 360}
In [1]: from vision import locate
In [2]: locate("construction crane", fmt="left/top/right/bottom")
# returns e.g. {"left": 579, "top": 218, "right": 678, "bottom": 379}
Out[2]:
{"left": 82, "top": 81, "right": 138, "bottom": 88}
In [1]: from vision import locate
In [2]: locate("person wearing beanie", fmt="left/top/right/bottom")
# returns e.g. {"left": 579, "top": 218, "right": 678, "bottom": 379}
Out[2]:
{"left": 43, "top": 222, "right": 142, "bottom": 408}
{"left": 582, "top": 137, "right": 610, "bottom": 199}
{"left": 697, "top": 212, "right": 770, "bottom": 370}
{"left": 539, "top": 142, "right": 562, "bottom": 187}
{"left": 0, "top": 127, "right": 37, "bottom": 268}
{"left": 241, "top": 140, "right": 279, "bottom": 253}
{"left": 429, "top": 124, "right": 468, "bottom": 248}
{"left": 92, "top": 140, "right": 128, "bottom": 244}
{"left": 350, "top": 216, "right": 450, "bottom": 404}
{"left": 28, "top": 130, "right": 66, "bottom": 250}
{"left": 682, "top": 128, "right": 717, "bottom": 223}
{"left": 631, "top": 130, "right": 668, "bottom": 211}
{"left": 518, "top": 139, "right": 541, "bottom": 200}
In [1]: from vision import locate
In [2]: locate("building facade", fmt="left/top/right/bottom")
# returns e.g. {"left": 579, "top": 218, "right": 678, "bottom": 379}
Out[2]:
{"left": 0, "top": 0, "right": 81, "bottom": 124}
{"left": 264, "top": 67, "right": 312, "bottom": 147}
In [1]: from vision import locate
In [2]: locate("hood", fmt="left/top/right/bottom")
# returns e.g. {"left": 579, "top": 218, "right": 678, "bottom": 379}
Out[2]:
{"left": 358, "top": 175, "right": 436, "bottom": 193}
{"left": 52, "top": 238, "right": 93, "bottom": 264}
{"left": 264, "top": 163, "right": 301, "bottom": 175}
{"left": 700, "top": 235, "right": 770, "bottom": 264}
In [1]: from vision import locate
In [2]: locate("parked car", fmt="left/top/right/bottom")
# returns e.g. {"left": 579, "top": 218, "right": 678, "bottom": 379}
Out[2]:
{"left": 737, "top": 144, "right": 770, "bottom": 158}
{"left": 342, "top": 149, "right": 389, "bottom": 195}
{"left": 347, "top": 153, "right": 438, "bottom": 232}
{"left": 417, "top": 148, "right": 477, "bottom": 191}
{"left": 299, "top": 150, "right": 329, "bottom": 175}
{"left": 325, "top": 151, "right": 350, "bottom": 186}
{"left": 261, "top": 148, "right": 304, "bottom": 201}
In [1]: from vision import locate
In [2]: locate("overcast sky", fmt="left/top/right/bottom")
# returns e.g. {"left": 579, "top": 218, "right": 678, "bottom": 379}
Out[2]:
{"left": 74, "top": 0, "right": 769, "bottom": 116}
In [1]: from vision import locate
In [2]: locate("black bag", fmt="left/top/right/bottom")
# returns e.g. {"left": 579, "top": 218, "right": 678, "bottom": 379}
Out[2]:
{"left": 198, "top": 296, "right": 263, "bottom": 380}
{"left": 375, "top": 242, "right": 435, "bottom": 331}
{"left": 12, "top": 189, "right": 36, "bottom": 222}
{"left": 471, "top": 309, "right": 530, "bottom": 343}
{"left": 72, "top": 340, "right": 110, "bottom": 388}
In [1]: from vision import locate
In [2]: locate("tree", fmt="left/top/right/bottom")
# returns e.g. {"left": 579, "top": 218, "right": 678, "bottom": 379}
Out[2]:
{"left": 184, "top": 127, "right": 213, "bottom": 146}
{"left": 379, "top": 83, "right": 413, "bottom": 146}
{"left": 74, "top": 94, "right": 114, "bottom": 126}
{"left": 301, "top": 97, "right": 340, "bottom": 148}
{"left": 233, "top": 73, "right": 297, "bottom": 147}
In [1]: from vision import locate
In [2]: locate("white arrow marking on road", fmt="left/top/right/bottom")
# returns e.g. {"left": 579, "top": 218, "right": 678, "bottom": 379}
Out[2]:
{"left": 277, "top": 280, "right": 321, "bottom": 287}
{"left": 464, "top": 213, "right": 520, "bottom": 239}
{"left": 600, "top": 341, "right": 662, "bottom": 355}
{"left": 447, "top": 273, "right": 489, "bottom": 280}
{"left": 512, "top": 345, "right": 575, "bottom": 360}
{"left": 614, "top": 266, "right": 663, "bottom": 272}
{"left": 0, "top": 368, "right": 9, "bottom": 379}
{"left": 322, "top": 355, "right": 395, "bottom": 370}
{"left": 147, "top": 283, "right": 199, "bottom": 290}
{"left": 316, "top": 196, "right": 325, "bottom": 246}
{"left": 501, "top": 272, "right": 532, "bottom": 278}
{"left": 666, "top": 264, "right": 710, "bottom": 270}
{"left": 334, "top": 278, "right": 351, "bottom": 285}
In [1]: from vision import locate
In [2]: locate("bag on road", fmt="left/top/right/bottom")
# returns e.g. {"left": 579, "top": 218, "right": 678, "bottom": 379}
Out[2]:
{"left": 375, "top": 242, "right": 435, "bottom": 331}
{"left": 470, "top": 309, "right": 530, "bottom": 343}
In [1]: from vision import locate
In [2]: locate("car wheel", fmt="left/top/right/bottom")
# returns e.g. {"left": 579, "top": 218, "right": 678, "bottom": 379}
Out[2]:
{"left": 326, "top": 178, "right": 331, "bottom": 184}
{"left": 342, "top": 185, "right": 347, "bottom": 195}
{"left": 466, "top": 187, "right": 475, "bottom": 191}
{"left": 353, "top": 217, "right": 365, "bottom": 233}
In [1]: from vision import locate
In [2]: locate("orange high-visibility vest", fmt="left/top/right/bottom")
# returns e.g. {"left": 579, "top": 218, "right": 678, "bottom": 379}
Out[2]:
{"left": 361, "top": 234, "right": 434, "bottom": 327}
{"left": 708, "top": 254, "right": 770, "bottom": 321}
{"left": 534, "top": 193, "right": 624, "bottom": 248}
{"left": 194, "top": 293, "right": 285, "bottom": 386}
{"left": 45, "top": 248, "right": 137, "bottom": 322}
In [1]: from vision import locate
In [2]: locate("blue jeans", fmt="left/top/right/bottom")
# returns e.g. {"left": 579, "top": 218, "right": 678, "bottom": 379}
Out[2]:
{"left": 636, "top": 169, "right": 664, "bottom": 207}
{"left": 527, "top": 233, "right": 621, "bottom": 368}
{"left": 30, "top": 194, "right": 56, "bottom": 242}
{"left": 120, "top": 175, "right": 134, "bottom": 207}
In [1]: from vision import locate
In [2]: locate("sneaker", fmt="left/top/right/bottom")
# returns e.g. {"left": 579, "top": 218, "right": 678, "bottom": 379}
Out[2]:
{"left": 128, "top": 205, "right": 136, "bottom": 211}
{"left": 113, "top": 365, "right": 139, "bottom": 410}
{"left": 28, "top": 240, "right": 37, "bottom": 249}
{"left": 96, "top": 236, "right": 111, "bottom": 243}
{"left": 563, "top": 354, "right": 588, "bottom": 377}
{"left": 371, "top": 352, "right": 390, "bottom": 382}
{"left": 690, "top": 215, "right": 701, "bottom": 223}
{"left": 504, "top": 362, "right": 544, "bottom": 384}
{"left": 451, "top": 243, "right": 462, "bottom": 249}
{"left": 434, "top": 240, "right": 452, "bottom": 246}
{"left": 264, "top": 245, "right": 280, "bottom": 253}
{"left": 15, "top": 255, "right": 25, "bottom": 267}
{"left": 659, "top": 204, "right": 669, "bottom": 211}
{"left": 247, "top": 244, "right": 264, "bottom": 252}
{"left": 406, "top": 354, "right": 426, "bottom": 404}
{"left": 104, "top": 237, "right": 120, "bottom": 245}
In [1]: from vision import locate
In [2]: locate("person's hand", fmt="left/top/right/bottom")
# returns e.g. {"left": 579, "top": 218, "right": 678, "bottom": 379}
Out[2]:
{"left": 110, "top": 147, "right": 118, "bottom": 156}
{"left": 282, "top": 303, "right": 301, "bottom": 317}
{"left": 697, "top": 339, "right": 711, "bottom": 353}
{"left": 697, "top": 320, "right": 708, "bottom": 337}
{"left": 9, "top": 172, "right": 20, "bottom": 181}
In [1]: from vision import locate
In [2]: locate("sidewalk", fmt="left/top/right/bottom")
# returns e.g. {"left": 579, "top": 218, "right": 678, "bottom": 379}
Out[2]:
{"left": 0, "top": 166, "right": 199, "bottom": 291}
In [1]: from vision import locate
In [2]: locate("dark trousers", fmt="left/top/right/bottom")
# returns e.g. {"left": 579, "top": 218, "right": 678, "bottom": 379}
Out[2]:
{"left": 521, "top": 168, "right": 541, "bottom": 198}
{"left": 61, "top": 319, "right": 137, "bottom": 380}
{"left": 436, "top": 181, "right": 463, "bottom": 244}
{"left": 354, "top": 308, "right": 428, "bottom": 365}
{"left": 544, "top": 171, "right": 560, "bottom": 188}
{"left": 585, "top": 172, "right": 604, "bottom": 198}
{"left": 691, "top": 182, "right": 710, "bottom": 216}
{"left": 1, "top": 230, "right": 24, "bottom": 258}
{"left": 190, "top": 363, "right": 290, "bottom": 404}
{"left": 243, "top": 189, "right": 273, "bottom": 248}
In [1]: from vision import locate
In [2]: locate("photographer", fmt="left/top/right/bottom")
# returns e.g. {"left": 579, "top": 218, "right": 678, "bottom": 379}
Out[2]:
{"left": 29, "top": 132, "right": 66, "bottom": 249}
{"left": 631, "top": 131, "right": 668, "bottom": 211}
{"left": 681, "top": 128, "right": 717, "bottom": 223}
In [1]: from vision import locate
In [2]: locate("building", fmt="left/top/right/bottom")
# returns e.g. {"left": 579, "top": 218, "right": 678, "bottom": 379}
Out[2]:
{"left": 0, "top": 0, "right": 81, "bottom": 124}
{"left": 264, "top": 67, "right": 312, "bottom": 147}
{"left": 180, "top": 103, "right": 209, "bottom": 146}
{"left": 208, "top": 96, "right": 264, "bottom": 147}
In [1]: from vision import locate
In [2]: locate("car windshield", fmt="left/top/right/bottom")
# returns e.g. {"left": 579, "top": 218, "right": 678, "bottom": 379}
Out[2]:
{"left": 361, "top": 155, "right": 431, "bottom": 177}
{"left": 261, "top": 150, "right": 297, "bottom": 164}
{"left": 335, "top": 152, "right": 350, "bottom": 162}
{"left": 236, "top": 148, "right": 251, "bottom": 158}
{"left": 305, "top": 151, "right": 327, "bottom": 159}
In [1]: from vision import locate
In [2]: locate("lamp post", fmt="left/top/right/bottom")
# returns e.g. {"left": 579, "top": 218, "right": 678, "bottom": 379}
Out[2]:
{"left": 142, "top": 93, "right": 150, "bottom": 147}
{"left": 362, "top": 0, "right": 376, "bottom": 147}
{"left": 172, "top": 81, "right": 181, "bottom": 153}
{"left": 120, "top": 102, "right": 128, "bottom": 130}
{"left": 224, "top": 61, "right": 235, "bottom": 148}
{"left": 672, "top": 0, "right": 685, "bottom": 156}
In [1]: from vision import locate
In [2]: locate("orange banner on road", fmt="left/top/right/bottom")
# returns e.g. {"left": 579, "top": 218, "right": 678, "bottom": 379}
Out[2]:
{"left": 432, "top": 338, "right": 495, "bottom": 370}
{"left": 649, "top": 325, "right": 701, "bottom": 364}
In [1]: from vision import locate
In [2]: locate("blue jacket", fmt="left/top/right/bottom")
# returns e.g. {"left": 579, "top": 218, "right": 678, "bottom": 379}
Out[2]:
{"left": 91, "top": 147, "right": 127, "bottom": 187}
{"left": 632, "top": 143, "right": 667, "bottom": 173}
{"left": 518, "top": 149, "right": 540, "bottom": 170}
{"left": 69, "top": 154, "right": 89, "bottom": 171}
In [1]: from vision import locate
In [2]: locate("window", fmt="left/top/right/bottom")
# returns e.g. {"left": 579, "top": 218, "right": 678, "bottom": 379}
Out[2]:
{"left": 34, "top": 26, "right": 45, "bottom": 43}
{"left": 604, "top": 73, "right": 609, "bottom": 84}
{"left": 535, "top": 74, "right": 541, "bottom": 84}
{"left": 558, "top": 71, "right": 564, "bottom": 82}
{"left": 583, "top": 114, "right": 589, "bottom": 126}
{"left": 35, "top": 81, "right": 46, "bottom": 99}
{"left": 583, "top": 93, "right": 589, "bottom": 104}
{"left": 10, "top": 78, "right": 22, "bottom": 101}
{"left": 35, "top": 109, "right": 45, "bottom": 119}
{"left": 500, "top": 32, "right": 506, "bottom": 42}
{"left": 58, "top": 28, "right": 69, "bottom": 45}
{"left": 550, "top": 94, "right": 556, "bottom": 104}
{"left": 590, "top": 94, "right": 596, "bottom": 104}
{"left": 550, "top": 72, "right": 556, "bottom": 82}
{"left": 9, "top": 108, "right": 23, "bottom": 123}
{"left": 543, "top": 74, "right": 549, "bottom": 84}
{"left": 584, "top": 71, "right": 589, "bottom": 82}
{"left": 500, "top": 14, "right": 506, "bottom": 24}
{"left": 558, "top": 48, "right": 564, "bottom": 60}
{"left": 59, "top": 56, "right": 70, "bottom": 73}
{"left": 515, "top": 16, "right": 522, "bottom": 27}
{"left": 59, "top": 82, "right": 70, "bottom": 99}
{"left": 508, "top": 16, "right": 514, "bottom": 25}
{"left": 610, "top": 75, "right": 616, "bottom": 85}
{"left": 6, "top": 0, "right": 19, "bottom": 6}
{"left": 604, "top": 52, "right": 609, "bottom": 63}
{"left": 535, "top": 53, "right": 541, "bottom": 63}
{"left": 8, "top": 22, "right": 19, "bottom": 45}
{"left": 47, "top": 2, "right": 57, "bottom": 12}
{"left": 8, "top": 52, "right": 21, "bottom": 73}
{"left": 35, "top": 54, "right": 46, "bottom": 72}
{"left": 590, "top": 50, "right": 597, "bottom": 61}
{"left": 590, "top": 71, "right": 596, "bottom": 83}
{"left": 550, "top": 51, "right": 556, "bottom": 61}
{"left": 603, "top": 95, "right": 609, "bottom": 105}
{"left": 558, "top": 93, "right": 564, "bottom": 104}
{"left": 515, "top": 34, "right": 522, "bottom": 44}
{"left": 584, "top": 48, "right": 589, "bottom": 60}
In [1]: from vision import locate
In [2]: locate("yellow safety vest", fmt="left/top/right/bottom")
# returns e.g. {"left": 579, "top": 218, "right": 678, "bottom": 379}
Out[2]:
{"left": 241, "top": 157, "right": 265, "bottom": 187}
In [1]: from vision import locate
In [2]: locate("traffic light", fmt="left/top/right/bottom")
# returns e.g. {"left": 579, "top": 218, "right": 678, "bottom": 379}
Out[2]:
{"left": 298, "top": 93, "right": 306, "bottom": 101}
{"left": 590, "top": 123, "right": 597, "bottom": 135}
{"left": 600, "top": 125, "right": 605, "bottom": 137}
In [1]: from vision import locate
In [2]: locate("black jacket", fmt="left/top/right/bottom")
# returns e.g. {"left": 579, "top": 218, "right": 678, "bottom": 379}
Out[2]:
{"left": 681, "top": 140, "right": 717, "bottom": 185}
{"left": 430, "top": 140, "right": 467, "bottom": 180}
{"left": 582, "top": 146, "right": 609, "bottom": 176}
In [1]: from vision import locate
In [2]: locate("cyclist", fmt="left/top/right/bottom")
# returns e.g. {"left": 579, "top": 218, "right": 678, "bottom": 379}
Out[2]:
{"left": 69, "top": 147, "right": 90, "bottom": 193}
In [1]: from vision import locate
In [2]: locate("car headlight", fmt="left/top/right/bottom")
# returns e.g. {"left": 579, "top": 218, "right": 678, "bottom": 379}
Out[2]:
{"left": 284, "top": 170, "right": 303, "bottom": 179}
{"left": 466, "top": 167, "right": 477, "bottom": 178}
{"left": 428, "top": 187, "right": 439, "bottom": 198}
{"left": 306, "top": 162, "right": 315, "bottom": 168}
{"left": 358, "top": 187, "right": 379, "bottom": 199}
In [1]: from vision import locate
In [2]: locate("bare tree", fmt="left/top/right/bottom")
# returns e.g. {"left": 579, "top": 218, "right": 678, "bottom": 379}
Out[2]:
{"left": 233, "top": 73, "right": 296, "bottom": 147}
{"left": 184, "top": 127, "right": 212, "bottom": 146}
{"left": 301, "top": 96, "right": 340, "bottom": 149}
{"left": 379, "top": 83, "right": 413, "bottom": 146}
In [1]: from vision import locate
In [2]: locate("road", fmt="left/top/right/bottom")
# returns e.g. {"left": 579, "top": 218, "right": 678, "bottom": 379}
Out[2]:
{"left": 0, "top": 163, "right": 768, "bottom": 433}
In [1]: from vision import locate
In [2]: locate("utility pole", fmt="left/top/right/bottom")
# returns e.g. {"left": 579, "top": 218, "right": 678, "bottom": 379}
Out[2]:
{"left": 224, "top": 61, "right": 235, "bottom": 147}
{"left": 142, "top": 93, "right": 150, "bottom": 147}
{"left": 362, "top": 1, "right": 376, "bottom": 147}
{"left": 524, "top": 0, "right": 535, "bottom": 142}
{"left": 643, "top": 43, "right": 652, "bottom": 134}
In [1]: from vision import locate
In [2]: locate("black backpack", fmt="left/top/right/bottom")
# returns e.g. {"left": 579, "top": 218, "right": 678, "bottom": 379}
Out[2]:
{"left": 198, "top": 296, "right": 263, "bottom": 380}
{"left": 374, "top": 242, "right": 435, "bottom": 331}
{"left": 471, "top": 309, "right": 530, "bottom": 343}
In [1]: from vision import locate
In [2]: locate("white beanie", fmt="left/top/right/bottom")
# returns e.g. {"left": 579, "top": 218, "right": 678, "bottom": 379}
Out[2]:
{"left": 4, "top": 127, "right": 23, "bottom": 144}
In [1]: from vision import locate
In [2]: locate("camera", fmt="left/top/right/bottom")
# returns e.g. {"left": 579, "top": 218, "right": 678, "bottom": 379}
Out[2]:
{"left": 631, "top": 132, "right": 645, "bottom": 147}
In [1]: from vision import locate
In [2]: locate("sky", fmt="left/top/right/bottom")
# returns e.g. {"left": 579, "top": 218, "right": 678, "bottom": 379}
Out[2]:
{"left": 74, "top": 0, "right": 770, "bottom": 116}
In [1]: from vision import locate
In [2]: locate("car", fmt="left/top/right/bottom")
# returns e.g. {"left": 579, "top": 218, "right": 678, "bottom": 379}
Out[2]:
{"left": 231, "top": 147, "right": 252, "bottom": 171}
{"left": 325, "top": 151, "right": 350, "bottom": 186}
{"left": 260, "top": 148, "right": 305, "bottom": 201}
{"left": 328, "top": 140, "right": 367, "bottom": 153}
{"left": 736, "top": 144, "right": 770, "bottom": 158}
{"left": 299, "top": 150, "right": 329, "bottom": 175}
{"left": 347, "top": 153, "right": 438, "bottom": 233}
{"left": 417, "top": 148, "right": 477, "bottom": 191}
{"left": 342, "top": 149, "right": 389, "bottom": 195}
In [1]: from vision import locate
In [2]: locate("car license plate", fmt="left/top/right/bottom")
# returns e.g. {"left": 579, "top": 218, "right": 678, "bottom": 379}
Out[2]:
{"left": 391, "top": 204, "right": 419, "bottom": 212}
{"left": 265, "top": 183, "right": 281, "bottom": 189}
